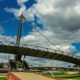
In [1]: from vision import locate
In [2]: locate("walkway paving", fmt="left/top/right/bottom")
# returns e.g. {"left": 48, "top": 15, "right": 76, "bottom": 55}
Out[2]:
{"left": 0, "top": 76, "right": 6, "bottom": 77}
{"left": 13, "top": 72, "right": 57, "bottom": 80}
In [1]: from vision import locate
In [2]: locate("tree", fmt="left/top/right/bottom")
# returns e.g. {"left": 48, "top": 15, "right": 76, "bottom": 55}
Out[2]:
{"left": 16, "top": 61, "right": 22, "bottom": 68}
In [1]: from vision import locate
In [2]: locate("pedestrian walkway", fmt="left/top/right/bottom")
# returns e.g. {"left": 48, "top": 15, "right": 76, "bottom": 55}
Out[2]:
{"left": 0, "top": 76, "right": 6, "bottom": 77}
{"left": 7, "top": 72, "right": 58, "bottom": 80}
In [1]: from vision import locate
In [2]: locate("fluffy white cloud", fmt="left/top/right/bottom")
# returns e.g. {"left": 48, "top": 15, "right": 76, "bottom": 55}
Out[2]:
{"left": 0, "top": 35, "right": 16, "bottom": 43}
{"left": 22, "top": 0, "right": 80, "bottom": 51}
{"left": 5, "top": 5, "right": 26, "bottom": 17}
{"left": 17, "top": 0, "right": 28, "bottom": 5}
{"left": 30, "top": 0, "right": 80, "bottom": 31}
{"left": 5, "top": 0, "right": 80, "bottom": 44}
{"left": 5, "top": 0, "right": 28, "bottom": 17}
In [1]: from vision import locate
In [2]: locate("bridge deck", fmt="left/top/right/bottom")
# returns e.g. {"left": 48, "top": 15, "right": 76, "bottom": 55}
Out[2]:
{"left": 0, "top": 44, "right": 80, "bottom": 65}
{"left": 8, "top": 72, "right": 56, "bottom": 80}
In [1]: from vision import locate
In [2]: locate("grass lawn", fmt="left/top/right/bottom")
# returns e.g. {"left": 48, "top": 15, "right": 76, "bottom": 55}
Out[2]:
{"left": 54, "top": 72, "right": 80, "bottom": 80}
{"left": 0, "top": 75, "right": 7, "bottom": 76}
{"left": 0, "top": 74, "right": 7, "bottom": 80}
{"left": 41, "top": 71, "right": 80, "bottom": 80}
{"left": 0, "top": 77, "right": 7, "bottom": 80}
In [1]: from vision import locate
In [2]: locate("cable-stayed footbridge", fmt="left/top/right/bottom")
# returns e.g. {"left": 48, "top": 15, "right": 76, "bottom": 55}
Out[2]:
{"left": 0, "top": 41, "right": 80, "bottom": 66}
{"left": 0, "top": 15, "right": 80, "bottom": 71}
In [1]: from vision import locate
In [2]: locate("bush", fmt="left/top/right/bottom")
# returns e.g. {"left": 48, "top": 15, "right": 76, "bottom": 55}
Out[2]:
{"left": 16, "top": 61, "right": 22, "bottom": 68}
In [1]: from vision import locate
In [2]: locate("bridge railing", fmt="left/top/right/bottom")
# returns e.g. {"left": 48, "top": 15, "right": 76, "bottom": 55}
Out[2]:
{"left": 0, "top": 41, "right": 16, "bottom": 46}
{"left": 0, "top": 41, "right": 80, "bottom": 60}
{"left": 20, "top": 43, "right": 76, "bottom": 57}
{"left": 19, "top": 43, "right": 80, "bottom": 60}
{"left": 20, "top": 43, "right": 59, "bottom": 53}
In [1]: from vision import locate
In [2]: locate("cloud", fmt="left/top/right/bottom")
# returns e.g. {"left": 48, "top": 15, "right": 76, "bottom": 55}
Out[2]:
{"left": 17, "top": 0, "right": 28, "bottom": 5}
{"left": 30, "top": 0, "right": 80, "bottom": 32}
{"left": 0, "top": 35, "right": 16, "bottom": 63}
{"left": 5, "top": 4, "right": 26, "bottom": 17}
{"left": 0, "top": 53, "right": 14, "bottom": 63}
{"left": 26, "top": 56, "right": 73, "bottom": 67}
{"left": 5, "top": 0, "right": 28, "bottom": 17}
{"left": 0, "top": 35, "right": 16, "bottom": 43}
{"left": 5, "top": 0, "right": 80, "bottom": 45}
{"left": 5, "top": 0, "right": 80, "bottom": 31}
{"left": 21, "top": 0, "right": 80, "bottom": 52}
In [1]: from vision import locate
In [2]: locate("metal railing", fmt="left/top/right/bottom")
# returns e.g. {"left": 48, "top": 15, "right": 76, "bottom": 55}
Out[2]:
{"left": 0, "top": 41, "right": 80, "bottom": 60}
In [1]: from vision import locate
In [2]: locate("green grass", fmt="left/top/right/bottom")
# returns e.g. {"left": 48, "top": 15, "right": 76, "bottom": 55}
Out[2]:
{"left": 0, "top": 77, "right": 7, "bottom": 80}
{"left": 0, "top": 75, "right": 6, "bottom": 76}
{"left": 54, "top": 72, "right": 80, "bottom": 80}
{"left": 41, "top": 71, "right": 80, "bottom": 80}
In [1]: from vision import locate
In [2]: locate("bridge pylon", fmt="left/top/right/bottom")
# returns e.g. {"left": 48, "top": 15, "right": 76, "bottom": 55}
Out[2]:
{"left": 9, "top": 14, "right": 29, "bottom": 71}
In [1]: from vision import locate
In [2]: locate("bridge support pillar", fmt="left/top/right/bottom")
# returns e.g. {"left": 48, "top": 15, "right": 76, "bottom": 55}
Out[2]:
{"left": 15, "top": 55, "right": 22, "bottom": 62}
{"left": 9, "top": 59, "right": 16, "bottom": 72}
{"left": 9, "top": 55, "right": 29, "bottom": 72}
{"left": 15, "top": 55, "right": 29, "bottom": 71}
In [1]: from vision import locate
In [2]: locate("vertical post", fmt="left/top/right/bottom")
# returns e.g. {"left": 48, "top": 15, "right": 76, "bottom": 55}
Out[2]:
{"left": 16, "top": 14, "right": 23, "bottom": 46}
{"left": 15, "top": 14, "right": 24, "bottom": 61}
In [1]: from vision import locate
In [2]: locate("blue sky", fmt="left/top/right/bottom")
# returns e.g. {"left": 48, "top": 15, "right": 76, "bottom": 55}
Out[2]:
{"left": 72, "top": 42, "right": 80, "bottom": 54}
{"left": 0, "top": 0, "right": 38, "bottom": 36}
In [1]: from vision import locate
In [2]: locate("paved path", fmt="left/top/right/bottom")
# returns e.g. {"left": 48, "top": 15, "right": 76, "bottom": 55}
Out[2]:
{"left": 13, "top": 72, "right": 57, "bottom": 80}
{"left": 0, "top": 76, "right": 6, "bottom": 77}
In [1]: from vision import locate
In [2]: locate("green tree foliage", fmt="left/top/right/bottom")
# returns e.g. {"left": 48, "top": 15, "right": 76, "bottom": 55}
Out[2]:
{"left": 16, "top": 61, "right": 22, "bottom": 68}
